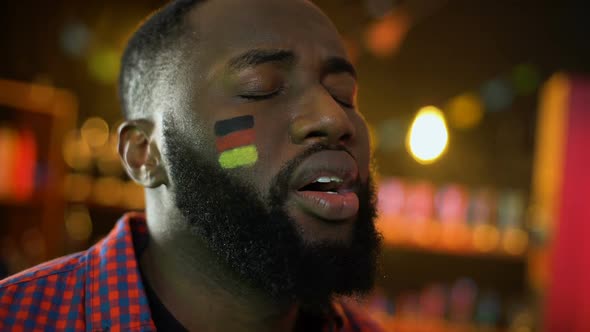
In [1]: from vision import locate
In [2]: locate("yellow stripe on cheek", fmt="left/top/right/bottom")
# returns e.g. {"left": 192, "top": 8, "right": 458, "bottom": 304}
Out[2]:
{"left": 218, "top": 145, "right": 259, "bottom": 169}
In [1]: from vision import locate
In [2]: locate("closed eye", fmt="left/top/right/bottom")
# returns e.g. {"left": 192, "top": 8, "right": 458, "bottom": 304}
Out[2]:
{"left": 334, "top": 97, "right": 354, "bottom": 108}
{"left": 238, "top": 87, "right": 284, "bottom": 101}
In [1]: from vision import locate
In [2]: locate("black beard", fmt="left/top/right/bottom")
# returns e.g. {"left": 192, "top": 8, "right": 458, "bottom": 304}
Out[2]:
{"left": 163, "top": 120, "right": 381, "bottom": 306}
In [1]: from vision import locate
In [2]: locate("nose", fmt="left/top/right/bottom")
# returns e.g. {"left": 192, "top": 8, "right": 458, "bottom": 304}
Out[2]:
{"left": 289, "top": 86, "right": 356, "bottom": 146}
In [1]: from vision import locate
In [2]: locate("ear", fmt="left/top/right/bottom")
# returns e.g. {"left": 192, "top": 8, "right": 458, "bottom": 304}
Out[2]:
{"left": 118, "top": 120, "right": 168, "bottom": 188}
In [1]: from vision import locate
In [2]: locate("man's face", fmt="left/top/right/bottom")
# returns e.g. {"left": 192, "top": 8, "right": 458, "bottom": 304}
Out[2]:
{"left": 160, "top": 0, "right": 380, "bottom": 303}
{"left": 174, "top": 0, "right": 372, "bottom": 244}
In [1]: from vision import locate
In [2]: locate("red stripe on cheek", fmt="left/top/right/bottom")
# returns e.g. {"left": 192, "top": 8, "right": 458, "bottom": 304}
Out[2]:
{"left": 216, "top": 129, "right": 256, "bottom": 152}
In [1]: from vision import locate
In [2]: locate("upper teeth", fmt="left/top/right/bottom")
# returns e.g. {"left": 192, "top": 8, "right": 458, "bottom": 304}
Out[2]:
{"left": 315, "top": 176, "right": 343, "bottom": 184}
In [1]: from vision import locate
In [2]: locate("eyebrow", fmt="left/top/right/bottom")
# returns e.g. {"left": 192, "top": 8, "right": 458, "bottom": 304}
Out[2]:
{"left": 225, "top": 49, "right": 357, "bottom": 81}
{"left": 227, "top": 49, "right": 296, "bottom": 72}
{"left": 321, "top": 57, "right": 357, "bottom": 80}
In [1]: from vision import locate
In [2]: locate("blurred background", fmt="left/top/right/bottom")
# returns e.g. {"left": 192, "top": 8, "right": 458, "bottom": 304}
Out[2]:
{"left": 1, "top": 0, "right": 589, "bottom": 331}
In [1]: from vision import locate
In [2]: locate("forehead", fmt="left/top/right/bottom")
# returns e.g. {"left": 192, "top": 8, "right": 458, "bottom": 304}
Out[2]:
{"left": 185, "top": 0, "right": 348, "bottom": 69}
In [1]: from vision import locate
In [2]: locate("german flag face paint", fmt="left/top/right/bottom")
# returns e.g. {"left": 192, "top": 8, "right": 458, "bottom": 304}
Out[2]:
{"left": 214, "top": 115, "right": 258, "bottom": 169}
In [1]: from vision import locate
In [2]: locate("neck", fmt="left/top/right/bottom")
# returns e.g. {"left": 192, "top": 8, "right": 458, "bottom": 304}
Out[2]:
{"left": 141, "top": 190, "right": 299, "bottom": 332}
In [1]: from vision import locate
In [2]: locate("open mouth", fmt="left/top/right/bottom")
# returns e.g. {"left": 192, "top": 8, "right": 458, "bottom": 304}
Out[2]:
{"left": 290, "top": 151, "right": 361, "bottom": 222}
{"left": 297, "top": 175, "right": 351, "bottom": 195}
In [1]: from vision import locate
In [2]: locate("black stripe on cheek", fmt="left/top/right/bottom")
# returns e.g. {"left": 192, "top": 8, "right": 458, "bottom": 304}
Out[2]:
{"left": 214, "top": 115, "right": 255, "bottom": 137}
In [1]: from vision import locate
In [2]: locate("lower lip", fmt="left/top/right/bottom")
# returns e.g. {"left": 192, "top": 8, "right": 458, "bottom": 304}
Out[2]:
{"left": 292, "top": 190, "right": 359, "bottom": 221}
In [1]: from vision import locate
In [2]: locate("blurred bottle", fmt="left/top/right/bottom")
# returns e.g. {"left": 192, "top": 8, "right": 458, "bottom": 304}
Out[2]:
{"left": 436, "top": 184, "right": 470, "bottom": 250}
{"left": 449, "top": 278, "right": 478, "bottom": 323}
{"left": 377, "top": 177, "right": 407, "bottom": 243}
{"left": 13, "top": 128, "right": 38, "bottom": 201}
{"left": 436, "top": 184, "right": 469, "bottom": 225}
{"left": 467, "top": 188, "right": 497, "bottom": 226}
{"left": 419, "top": 283, "right": 447, "bottom": 319}
{"left": 0, "top": 126, "right": 17, "bottom": 199}
{"left": 378, "top": 177, "right": 406, "bottom": 221}
{"left": 497, "top": 190, "right": 526, "bottom": 230}
{"left": 475, "top": 290, "right": 502, "bottom": 327}
{"left": 0, "top": 126, "right": 38, "bottom": 201}
{"left": 404, "top": 181, "right": 436, "bottom": 246}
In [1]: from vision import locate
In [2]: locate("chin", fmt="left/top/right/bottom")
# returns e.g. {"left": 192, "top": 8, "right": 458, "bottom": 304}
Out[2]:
{"left": 288, "top": 209, "right": 357, "bottom": 245}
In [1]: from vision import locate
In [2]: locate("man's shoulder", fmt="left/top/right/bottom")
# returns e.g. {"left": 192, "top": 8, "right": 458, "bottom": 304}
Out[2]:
{"left": 0, "top": 251, "right": 87, "bottom": 289}
{"left": 0, "top": 251, "right": 88, "bottom": 329}
{"left": 0, "top": 214, "right": 146, "bottom": 330}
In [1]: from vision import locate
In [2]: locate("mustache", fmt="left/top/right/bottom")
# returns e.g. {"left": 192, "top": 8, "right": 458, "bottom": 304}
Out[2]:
{"left": 267, "top": 142, "right": 359, "bottom": 203}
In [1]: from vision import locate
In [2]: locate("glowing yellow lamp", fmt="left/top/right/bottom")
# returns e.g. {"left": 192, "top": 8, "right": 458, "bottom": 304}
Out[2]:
{"left": 406, "top": 106, "right": 449, "bottom": 164}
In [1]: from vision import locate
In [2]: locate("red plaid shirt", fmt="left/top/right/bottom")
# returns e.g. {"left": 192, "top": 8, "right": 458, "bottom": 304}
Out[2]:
{"left": 0, "top": 213, "right": 385, "bottom": 331}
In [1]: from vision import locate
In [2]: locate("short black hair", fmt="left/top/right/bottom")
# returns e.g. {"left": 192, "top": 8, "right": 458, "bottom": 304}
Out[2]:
{"left": 118, "top": 0, "right": 206, "bottom": 120}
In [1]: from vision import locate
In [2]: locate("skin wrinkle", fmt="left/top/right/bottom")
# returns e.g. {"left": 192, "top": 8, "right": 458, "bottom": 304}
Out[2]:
{"left": 118, "top": 0, "right": 381, "bottom": 331}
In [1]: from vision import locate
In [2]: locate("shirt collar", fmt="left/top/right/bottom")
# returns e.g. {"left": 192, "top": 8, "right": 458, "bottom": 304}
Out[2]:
{"left": 85, "top": 212, "right": 155, "bottom": 332}
{"left": 83, "top": 212, "right": 346, "bottom": 332}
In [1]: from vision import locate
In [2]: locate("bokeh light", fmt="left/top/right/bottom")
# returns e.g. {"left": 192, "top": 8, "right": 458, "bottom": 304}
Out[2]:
{"left": 404, "top": 181, "right": 436, "bottom": 221}
{"left": 378, "top": 178, "right": 406, "bottom": 217}
{"left": 81, "top": 117, "right": 110, "bottom": 149}
{"left": 123, "top": 181, "right": 145, "bottom": 210}
{"left": 472, "top": 224, "right": 501, "bottom": 252}
{"left": 60, "top": 22, "right": 90, "bottom": 58}
{"left": 62, "top": 130, "right": 92, "bottom": 171}
{"left": 406, "top": 106, "right": 449, "bottom": 164}
{"left": 413, "top": 221, "right": 442, "bottom": 247}
{"left": 467, "top": 189, "right": 496, "bottom": 224}
{"left": 436, "top": 184, "right": 469, "bottom": 224}
{"left": 65, "top": 206, "right": 93, "bottom": 242}
{"left": 92, "top": 177, "right": 124, "bottom": 206}
{"left": 87, "top": 47, "right": 120, "bottom": 84}
{"left": 20, "top": 228, "right": 46, "bottom": 261}
{"left": 512, "top": 64, "right": 541, "bottom": 96}
{"left": 440, "top": 223, "right": 471, "bottom": 250}
{"left": 0, "top": 127, "right": 16, "bottom": 199}
{"left": 503, "top": 228, "right": 529, "bottom": 256}
{"left": 377, "top": 117, "right": 405, "bottom": 152}
{"left": 96, "top": 133, "right": 123, "bottom": 176}
{"left": 497, "top": 190, "right": 525, "bottom": 228}
{"left": 63, "top": 173, "right": 93, "bottom": 202}
{"left": 446, "top": 93, "right": 484, "bottom": 130}
{"left": 28, "top": 76, "right": 56, "bottom": 108}
{"left": 365, "top": 11, "right": 410, "bottom": 58}
{"left": 481, "top": 79, "right": 514, "bottom": 112}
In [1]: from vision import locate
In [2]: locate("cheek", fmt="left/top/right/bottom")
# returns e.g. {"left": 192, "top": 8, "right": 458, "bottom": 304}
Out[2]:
{"left": 354, "top": 117, "right": 372, "bottom": 181}
{"left": 248, "top": 116, "right": 294, "bottom": 192}
{"left": 253, "top": 113, "right": 292, "bottom": 160}
{"left": 213, "top": 115, "right": 259, "bottom": 170}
